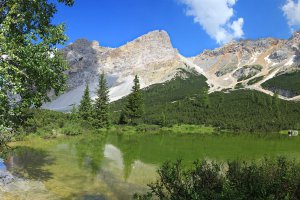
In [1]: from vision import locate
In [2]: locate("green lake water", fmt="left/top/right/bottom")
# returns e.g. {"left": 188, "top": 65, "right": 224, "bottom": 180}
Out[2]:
{"left": 2, "top": 133, "right": 300, "bottom": 199}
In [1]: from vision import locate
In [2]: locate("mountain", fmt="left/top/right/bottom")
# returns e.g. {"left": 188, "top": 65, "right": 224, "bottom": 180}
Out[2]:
{"left": 192, "top": 31, "right": 300, "bottom": 99}
{"left": 43, "top": 30, "right": 189, "bottom": 111}
{"left": 43, "top": 30, "right": 300, "bottom": 111}
{"left": 109, "top": 70, "right": 300, "bottom": 132}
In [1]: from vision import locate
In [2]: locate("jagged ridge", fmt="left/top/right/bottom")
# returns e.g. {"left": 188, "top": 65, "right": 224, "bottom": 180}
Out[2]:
{"left": 43, "top": 30, "right": 300, "bottom": 111}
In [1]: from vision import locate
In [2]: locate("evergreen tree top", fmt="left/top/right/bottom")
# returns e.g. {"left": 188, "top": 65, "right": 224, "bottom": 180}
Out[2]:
{"left": 79, "top": 83, "right": 93, "bottom": 120}
{"left": 93, "top": 72, "right": 110, "bottom": 128}
{"left": 132, "top": 75, "right": 141, "bottom": 93}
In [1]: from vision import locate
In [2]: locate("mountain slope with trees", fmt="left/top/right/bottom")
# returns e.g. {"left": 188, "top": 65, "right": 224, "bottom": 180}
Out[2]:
{"left": 262, "top": 71, "right": 300, "bottom": 97}
{"left": 110, "top": 69, "right": 300, "bottom": 132}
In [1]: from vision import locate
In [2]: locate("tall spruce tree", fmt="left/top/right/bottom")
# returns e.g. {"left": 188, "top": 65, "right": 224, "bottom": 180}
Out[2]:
{"left": 94, "top": 72, "right": 110, "bottom": 128}
{"left": 122, "top": 75, "right": 144, "bottom": 124}
{"left": 79, "top": 84, "right": 93, "bottom": 121}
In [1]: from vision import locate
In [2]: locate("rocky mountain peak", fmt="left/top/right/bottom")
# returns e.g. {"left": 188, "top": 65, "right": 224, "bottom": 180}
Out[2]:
{"left": 202, "top": 38, "right": 281, "bottom": 57}
{"left": 43, "top": 30, "right": 300, "bottom": 111}
{"left": 64, "top": 38, "right": 108, "bottom": 53}
{"left": 290, "top": 30, "right": 300, "bottom": 39}
{"left": 104, "top": 30, "right": 178, "bottom": 70}
{"left": 288, "top": 30, "right": 300, "bottom": 46}
{"left": 43, "top": 30, "right": 186, "bottom": 111}
{"left": 132, "top": 30, "right": 172, "bottom": 47}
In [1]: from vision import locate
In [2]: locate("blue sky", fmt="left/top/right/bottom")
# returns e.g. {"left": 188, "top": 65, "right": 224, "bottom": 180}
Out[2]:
{"left": 53, "top": 0, "right": 300, "bottom": 57}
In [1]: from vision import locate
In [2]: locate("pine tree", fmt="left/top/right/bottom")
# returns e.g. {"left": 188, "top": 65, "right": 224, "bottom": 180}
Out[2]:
{"left": 272, "top": 91, "right": 281, "bottom": 118}
{"left": 159, "top": 112, "right": 167, "bottom": 127}
{"left": 251, "top": 91, "right": 255, "bottom": 103}
{"left": 196, "top": 88, "right": 210, "bottom": 108}
{"left": 70, "top": 105, "right": 79, "bottom": 120}
{"left": 118, "top": 110, "right": 128, "bottom": 125}
{"left": 121, "top": 75, "right": 144, "bottom": 125}
{"left": 94, "top": 72, "right": 110, "bottom": 128}
{"left": 272, "top": 91, "right": 280, "bottom": 109}
{"left": 79, "top": 84, "right": 93, "bottom": 120}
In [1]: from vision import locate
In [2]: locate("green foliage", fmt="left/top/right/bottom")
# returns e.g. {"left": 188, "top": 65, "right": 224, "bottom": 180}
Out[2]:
{"left": 0, "top": 125, "right": 13, "bottom": 153}
{"left": 247, "top": 64, "right": 263, "bottom": 71}
{"left": 247, "top": 76, "right": 264, "bottom": 85}
{"left": 112, "top": 69, "right": 208, "bottom": 123}
{"left": 78, "top": 84, "right": 93, "bottom": 121}
{"left": 111, "top": 71, "right": 300, "bottom": 132}
{"left": 142, "top": 69, "right": 208, "bottom": 104}
{"left": 135, "top": 157, "right": 300, "bottom": 200}
{"left": 120, "top": 75, "right": 144, "bottom": 125}
{"left": 0, "top": 0, "right": 73, "bottom": 127}
{"left": 262, "top": 72, "right": 300, "bottom": 97}
{"left": 118, "top": 110, "right": 129, "bottom": 125}
{"left": 70, "top": 105, "right": 79, "bottom": 120}
{"left": 215, "top": 65, "right": 237, "bottom": 77}
{"left": 93, "top": 72, "right": 110, "bottom": 128}
{"left": 238, "top": 75, "right": 254, "bottom": 82}
{"left": 197, "top": 88, "right": 210, "bottom": 108}
{"left": 235, "top": 82, "right": 244, "bottom": 89}
{"left": 159, "top": 112, "right": 167, "bottom": 127}
{"left": 162, "top": 125, "right": 215, "bottom": 134}
{"left": 0, "top": 96, "right": 14, "bottom": 127}
{"left": 60, "top": 123, "right": 84, "bottom": 136}
{"left": 20, "top": 109, "right": 92, "bottom": 138}
{"left": 135, "top": 124, "right": 162, "bottom": 133}
{"left": 75, "top": 136, "right": 106, "bottom": 174}
{"left": 272, "top": 91, "right": 280, "bottom": 110}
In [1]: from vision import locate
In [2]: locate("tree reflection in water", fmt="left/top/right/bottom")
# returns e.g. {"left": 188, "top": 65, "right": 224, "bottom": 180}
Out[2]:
{"left": 6, "top": 146, "right": 54, "bottom": 181}
{"left": 75, "top": 136, "right": 106, "bottom": 174}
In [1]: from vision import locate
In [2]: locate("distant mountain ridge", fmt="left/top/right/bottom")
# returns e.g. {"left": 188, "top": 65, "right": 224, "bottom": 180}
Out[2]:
{"left": 43, "top": 30, "right": 300, "bottom": 111}
{"left": 192, "top": 31, "right": 300, "bottom": 97}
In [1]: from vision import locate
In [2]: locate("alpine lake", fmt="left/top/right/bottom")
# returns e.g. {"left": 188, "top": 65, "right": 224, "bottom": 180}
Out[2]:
{"left": 2, "top": 131, "right": 300, "bottom": 200}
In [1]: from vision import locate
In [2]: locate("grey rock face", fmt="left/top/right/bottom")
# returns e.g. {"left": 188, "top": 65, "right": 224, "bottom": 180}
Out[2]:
{"left": 61, "top": 30, "right": 181, "bottom": 92}
{"left": 268, "top": 50, "right": 289, "bottom": 63}
{"left": 215, "top": 65, "right": 237, "bottom": 77}
{"left": 264, "top": 88, "right": 297, "bottom": 98}
{"left": 233, "top": 65, "right": 262, "bottom": 81}
{"left": 44, "top": 30, "right": 300, "bottom": 111}
{"left": 190, "top": 30, "right": 300, "bottom": 96}
{"left": 44, "top": 30, "right": 188, "bottom": 111}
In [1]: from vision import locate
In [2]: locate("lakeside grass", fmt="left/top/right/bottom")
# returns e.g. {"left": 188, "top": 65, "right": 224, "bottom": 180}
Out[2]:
{"left": 106, "top": 124, "right": 216, "bottom": 136}
{"left": 14, "top": 121, "right": 298, "bottom": 143}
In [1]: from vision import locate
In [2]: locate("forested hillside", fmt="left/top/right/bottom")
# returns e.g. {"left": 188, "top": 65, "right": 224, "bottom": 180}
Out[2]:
{"left": 111, "top": 70, "right": 300, "bottom": 132}
{"left": 262, "top": 71, "right": 300, "bottom": 97}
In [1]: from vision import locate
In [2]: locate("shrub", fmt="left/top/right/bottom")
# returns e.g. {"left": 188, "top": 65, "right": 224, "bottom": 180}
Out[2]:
{"left": 60, "top": 123, "right": 84, "bottom": 136}
{"left": 136, "top": 124, "right": 161, "bottom": 132}
{"left": 0, "top": 125, "right": 13, "bottom": 155}
{"left": 20, "top": 109, "right": 93, "bottom": 136}
{"left": 135, "top": 157, "right": 300, "bottom": 200}
{"left": 247, "top": 76, "right": 265, "bottom": 85}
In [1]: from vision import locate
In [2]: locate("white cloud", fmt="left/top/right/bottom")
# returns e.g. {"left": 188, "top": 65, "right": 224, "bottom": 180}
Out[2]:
{"left": 179, "top": 0, "right": 244, "bottom": 44}
{"left": 282, "top": 0, "right": 300, "bottom": 30}
{"left": 230, "top": 18, "right": 244, "bottom": 38}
